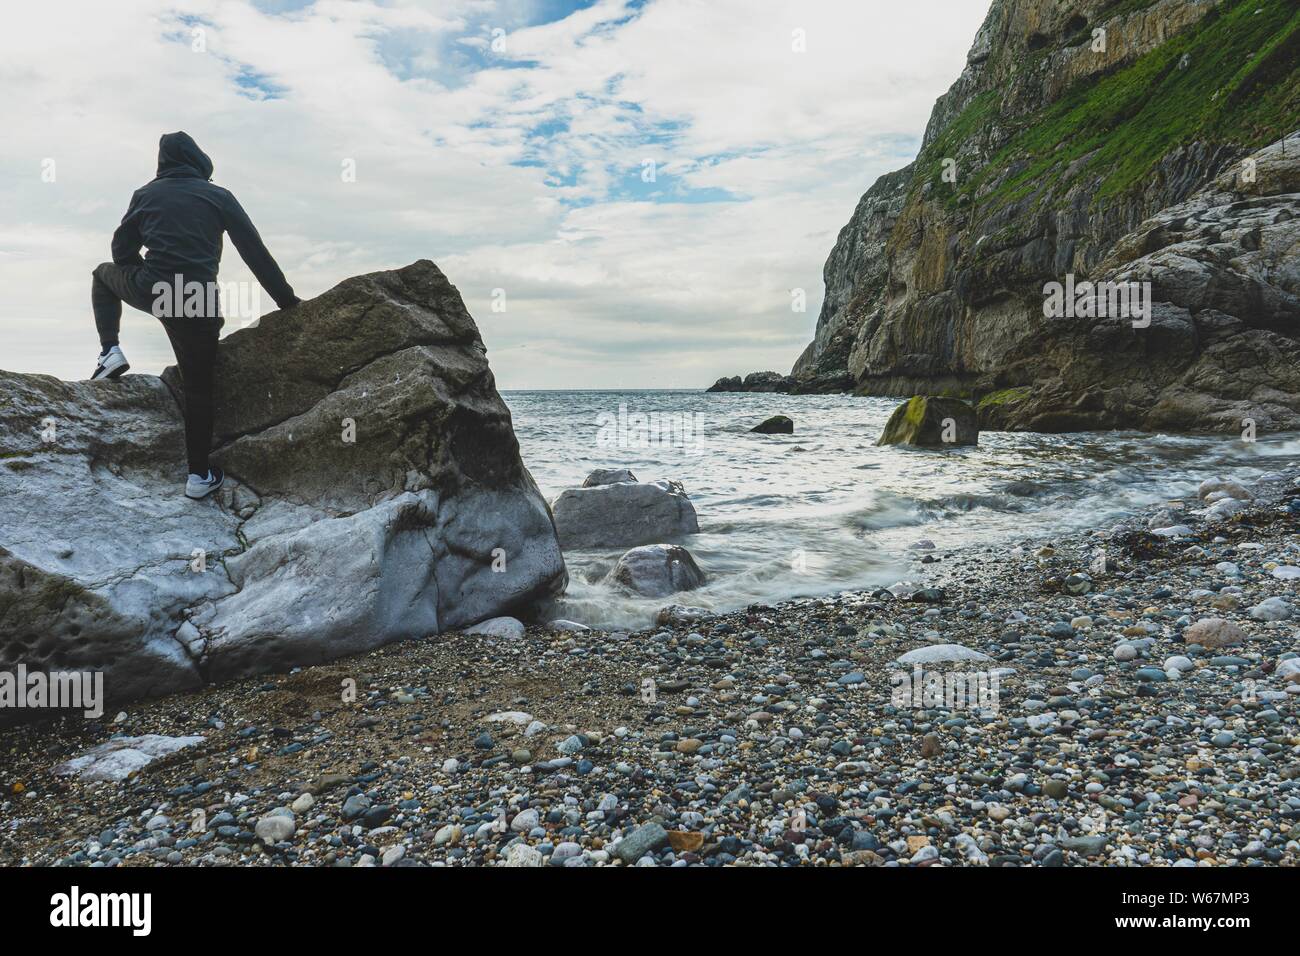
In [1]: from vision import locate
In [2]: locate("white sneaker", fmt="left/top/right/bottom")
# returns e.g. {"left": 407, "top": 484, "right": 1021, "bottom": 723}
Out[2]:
{"left": 91, "top": 345, "right": 130, "bottom": 380}
{"left": 185, "top": 466, "right": 224, "bottom": 500}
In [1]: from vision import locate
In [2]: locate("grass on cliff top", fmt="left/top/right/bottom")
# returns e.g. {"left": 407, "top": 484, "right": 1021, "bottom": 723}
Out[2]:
{"left": 928, "top": 0, "right": 1300, "bottom": 210}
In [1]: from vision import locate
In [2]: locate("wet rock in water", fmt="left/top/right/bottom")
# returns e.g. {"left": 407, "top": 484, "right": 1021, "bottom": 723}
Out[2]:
{"left": 1198, "top": 477, "right": 1253, "bottom": 501}
{"left": 1183, "top": 618, "right": 1246, "bottom": 649}
{"left": 706, "top": 371, "right": 795, "bottom": 393}
{"left": 583, "top": 468, "right": 637, "bottom": 487}
{"left": 656, "top": 604, "right": 715, "bottom": 627}
{"left": 464, "top": 616, "right": 526, "bottom": 641}
{"left": 0, "top": 261, "right": 566, "bottom": 720}
{"left": 1205, "top": 498, "right": 1248, "bottom": 522}
{"left": 53, "top": 734, "right": 205, "bottom": 783}
{"left": 606, "top": 544, "right": 706, "bottom": 598}
{"left": 876, "top": 397, "right": 978, "bottom": 448}
{"left": 750, "top": 415, "right": 794, "bottom": 434}
{"left": 551, "top": 479, "right": 700, "bottom": 549}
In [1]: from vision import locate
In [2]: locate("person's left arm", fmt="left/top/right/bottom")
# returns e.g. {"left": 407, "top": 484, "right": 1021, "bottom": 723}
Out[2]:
{"left": 111, "top": 192, "right": 145, "bottom": 266}
{"left": 218, "top": 188, "right": 299, "bottom": 309}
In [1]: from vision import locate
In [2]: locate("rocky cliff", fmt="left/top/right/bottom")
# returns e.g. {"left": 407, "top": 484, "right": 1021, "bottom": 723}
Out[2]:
{"left": 0, "top": 261, "right": 567, "bottom": 720}
{"left": 715, "top": 0, "right": 1300, "bottom": 432}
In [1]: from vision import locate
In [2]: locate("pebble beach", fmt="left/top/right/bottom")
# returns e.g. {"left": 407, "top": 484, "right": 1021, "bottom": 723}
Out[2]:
{"left": 4, "top": 468, "right": 1299, "bottom": 868}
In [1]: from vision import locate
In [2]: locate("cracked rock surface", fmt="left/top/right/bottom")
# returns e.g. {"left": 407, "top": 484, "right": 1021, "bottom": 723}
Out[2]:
{"left": 0, "top": 260, "right": 566, "bottom": 721}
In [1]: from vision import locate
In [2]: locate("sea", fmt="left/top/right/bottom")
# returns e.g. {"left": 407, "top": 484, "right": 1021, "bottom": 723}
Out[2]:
{"left": 504, "top": 389, "right": 1300, "bottom": 630}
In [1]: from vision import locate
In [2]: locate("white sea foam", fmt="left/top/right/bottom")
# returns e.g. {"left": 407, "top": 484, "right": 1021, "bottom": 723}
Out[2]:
{"left": 504, "top": 390, "right": 1300, "bottom": 629}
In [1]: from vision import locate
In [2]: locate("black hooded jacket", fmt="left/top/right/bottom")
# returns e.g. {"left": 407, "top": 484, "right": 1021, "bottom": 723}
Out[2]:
{"left": 111, "top": 132, "right": 297, "bottom": 310}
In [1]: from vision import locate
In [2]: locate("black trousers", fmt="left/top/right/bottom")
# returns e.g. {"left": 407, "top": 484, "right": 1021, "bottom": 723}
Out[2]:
{"left": 92, "top": 262, "right": 222, "bottom": 477}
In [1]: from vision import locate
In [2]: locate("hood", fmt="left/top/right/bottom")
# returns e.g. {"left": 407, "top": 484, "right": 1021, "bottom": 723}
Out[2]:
{"left": 155, "top": 131, "right": 214, "bottom": 181}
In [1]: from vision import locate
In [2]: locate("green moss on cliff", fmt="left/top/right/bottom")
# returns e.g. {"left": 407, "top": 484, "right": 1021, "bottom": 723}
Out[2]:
{"left": 956, "top": 0, "right": 1300, "bottom": 210}
{"left": 976, "top": 387, "right": 1031, "bottom": 410}
{"left": 923, "top": 91, "right": 1000, "bottom": 202}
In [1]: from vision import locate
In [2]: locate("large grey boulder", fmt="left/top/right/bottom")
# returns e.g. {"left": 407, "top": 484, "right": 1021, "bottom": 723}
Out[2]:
{"left": 550, "top": 479, "right": 699, "bottom": 550}
{"left": 605, "top": 544, "right": 706, "bottom": 598}
{"left": 0, "top": 260, "right": 566, "bottom": 720}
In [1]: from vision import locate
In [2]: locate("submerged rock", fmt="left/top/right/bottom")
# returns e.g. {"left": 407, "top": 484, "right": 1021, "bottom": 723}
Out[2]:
{"left": 583, "top": 468, "right": 637, "bottom": 487}
{"left": 606, "top": 544, "right": 706, "bottom": 598}
{"left": 0, "top": 261, "right": 566, "bottom": 718}
{"left": 551, "top": 479, "right": 699, "bottom": 549}
{"left": 656, "top": 604, "right": 714, "bottom": 627}
{"left": 750, "top": 415, "right": 793, "bottom": 434}
{"left": 877, "top": 397, "right": 979, "bottom": 447}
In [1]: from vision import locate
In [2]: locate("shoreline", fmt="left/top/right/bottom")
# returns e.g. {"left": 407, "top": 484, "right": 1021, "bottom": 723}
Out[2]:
{"left": 3, "top": 468, "right": 1298, "bottom": 867}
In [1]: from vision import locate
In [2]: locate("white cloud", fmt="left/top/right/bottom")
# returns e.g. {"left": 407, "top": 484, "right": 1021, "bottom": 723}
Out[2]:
{"left": 0, "top": 0, "right": 989, "bottom": 386}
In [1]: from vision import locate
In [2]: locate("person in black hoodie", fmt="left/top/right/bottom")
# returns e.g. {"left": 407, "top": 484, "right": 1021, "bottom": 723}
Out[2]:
{"left": 91, "top": 131, "right": 300, "bottom": 499}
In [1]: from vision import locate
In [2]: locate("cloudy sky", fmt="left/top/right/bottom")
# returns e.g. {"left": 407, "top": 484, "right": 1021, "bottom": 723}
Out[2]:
{"left": 0, "top": 0, "right": 988, "bottom": 388}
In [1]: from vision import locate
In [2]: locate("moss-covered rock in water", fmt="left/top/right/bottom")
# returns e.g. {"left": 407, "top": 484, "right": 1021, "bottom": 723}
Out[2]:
{"left": 877, "top": 397, "right": 979, "bottom": 448}
{"left": 750, "top": 415, "right": 793, "bottom": 434}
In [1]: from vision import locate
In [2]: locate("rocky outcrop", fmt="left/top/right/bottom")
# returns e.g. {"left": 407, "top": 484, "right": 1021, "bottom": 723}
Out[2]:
{"left": 877, "top": 397, "right": 979, "bottom": 447}
{"left": 721, "top": 0, "right": 1300, "bottom": 432}
{"left": 0, "top": 260, "right": 566, "bottom": 719}
{"left": 550, "top": 478, "right": 700, "bottom": 550}
{"left": 605, "top": 544, "right": 706, "bottom": 598}
{"left": 981, "top": 137, "right": 1300, "bottom": 431}
{"left": 706, "top": 371, "right": 796, "bottom": 393}
{"left": 791, "top": 164, "right": 914, "bottom": 390}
